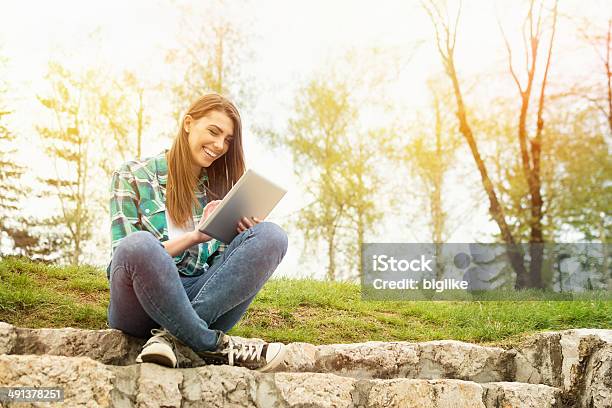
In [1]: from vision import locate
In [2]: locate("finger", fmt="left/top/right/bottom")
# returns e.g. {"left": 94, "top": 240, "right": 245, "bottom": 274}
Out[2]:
{"left": 253, "top": 216, "right": 261, "bottom": 223}
{"left": 237, "top": 221, "right": 245, "bottom": 230}
{"left": 243, "top": 217, "right": 254, "bottom": 228}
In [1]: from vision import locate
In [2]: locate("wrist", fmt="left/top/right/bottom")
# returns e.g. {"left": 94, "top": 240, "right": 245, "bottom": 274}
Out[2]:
{"left": 188, "top": 230, "right": 200, "bottom": 246}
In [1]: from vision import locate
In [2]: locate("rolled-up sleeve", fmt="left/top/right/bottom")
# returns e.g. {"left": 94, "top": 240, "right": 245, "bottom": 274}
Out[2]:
{"left": 109, "top": 164, "right": 141, "bottom": 256}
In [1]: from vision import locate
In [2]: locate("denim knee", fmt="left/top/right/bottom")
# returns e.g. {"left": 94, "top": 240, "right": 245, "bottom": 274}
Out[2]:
{"left": 114, "top": 231, "right": 161, "bottom": 261}
{"left": 252, "top": 221, "right": 288, "bottom": 260}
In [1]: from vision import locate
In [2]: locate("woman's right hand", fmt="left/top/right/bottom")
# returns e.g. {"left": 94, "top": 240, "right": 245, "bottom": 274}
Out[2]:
{"left": 191, "top": 200, "right": 222, "bottom": 245}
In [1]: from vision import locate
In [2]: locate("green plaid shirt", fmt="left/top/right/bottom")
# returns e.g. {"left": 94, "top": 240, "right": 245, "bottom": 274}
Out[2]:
{"left": 106, "top": 149, "right": 225, "bottom": 279}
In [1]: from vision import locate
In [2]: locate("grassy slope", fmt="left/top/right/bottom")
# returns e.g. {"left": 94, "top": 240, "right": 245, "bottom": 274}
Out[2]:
{"left": 1, "top": 255, "right": 610, "bottom": 348}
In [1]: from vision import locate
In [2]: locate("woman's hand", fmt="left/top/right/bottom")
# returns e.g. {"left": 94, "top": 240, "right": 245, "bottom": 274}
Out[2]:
{"left": 236, "top": 216, "right": 262, "bottom": 234}
{"left": 192, "top": 200, "right": 222, "bottom": 244}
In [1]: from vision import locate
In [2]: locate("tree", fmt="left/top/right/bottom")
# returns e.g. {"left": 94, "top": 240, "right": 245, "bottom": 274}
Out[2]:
{"left": 257, "top": 46, "right": 406, "bottom": 281}
{"left": 164, "top": 0, "right": 255, "bottom": 124}
{"left": 423, "top": 0, "right": 559, "bottom": 289}
{"left": 571, "top": 16, "right": 612, "bottom": 138}
{"left": 338, "top": 126, "right": 395, "bottom": 280}
{"left": 0, "top": 51, "right": 28, "bottom": 256}
{"left": 547, "top": 107, "right": 611, "bottom": 242}
{"left": 498, "top": 0, "right": 559, "bottom": 288}
{"left": 97, "top": 70, "right": 153, "bottom": 177}
{"left": 36, "top": 61, "right": 100, "bottom": 265}
{"left": 402, "top": 80, "right": 463, "bottom": 278}
{"left": 288, "top": 77, "right": 358, "bottom": 281}
{"left": 4, "top": 215, "right": 72, "bottom": 263}
{"left": 404, "top": 80, "right": 463, "bottom": 243}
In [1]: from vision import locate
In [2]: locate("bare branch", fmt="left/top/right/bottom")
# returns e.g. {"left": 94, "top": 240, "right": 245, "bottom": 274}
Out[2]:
{"left": 498, "top": 16, "right": 524, "bottom": 94}
{"left": 535, "top": 0, "right": 558, "bottom": 133}
{"left": 533, "top": 0, "right": 558, "bottom": 169}
{"left": 528, "top": 0, "right": 535, "bottom": 46}
{"left": 422, "top": 1, "right": 450, "bottom": 67}
{"left": 534, "top": 0, "right": 544, "bottom": 40}
{"left": 451, "top": 0, "right": 462, "bottom": 52}
{"left": 522, "top": 9, "right": 530, "bottom": 74}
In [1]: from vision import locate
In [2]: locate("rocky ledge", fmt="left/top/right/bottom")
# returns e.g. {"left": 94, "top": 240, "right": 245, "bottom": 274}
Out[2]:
{"left": 0, "top": 322, "right": 610, "bottom": 407}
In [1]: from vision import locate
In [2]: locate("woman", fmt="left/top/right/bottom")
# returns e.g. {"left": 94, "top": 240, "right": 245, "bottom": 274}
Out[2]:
{"left": 106, "top": 93, "right": 288, "bottom": 372}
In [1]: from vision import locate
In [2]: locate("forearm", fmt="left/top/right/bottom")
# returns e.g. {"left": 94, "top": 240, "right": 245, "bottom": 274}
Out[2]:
{"left": 162, "top": 231, "right": 198, "bottom": 258}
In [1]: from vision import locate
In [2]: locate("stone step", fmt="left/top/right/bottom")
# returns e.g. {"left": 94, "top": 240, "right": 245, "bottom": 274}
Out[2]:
{"left": 0, "top": 354, "right": 564, "bottom": 408}
{"left": 1, "top": 322, "right": 610, "bottom": 407}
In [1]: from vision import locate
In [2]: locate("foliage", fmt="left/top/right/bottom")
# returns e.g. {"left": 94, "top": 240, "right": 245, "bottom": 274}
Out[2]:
{"left": 402, "top": 79, "right": 463, "bottom": 243}
{"left": 163, "top": 0, "right": 256, "bottom": 124}
{"left": 35, "top": 62, "right": 110, "bottom": 264}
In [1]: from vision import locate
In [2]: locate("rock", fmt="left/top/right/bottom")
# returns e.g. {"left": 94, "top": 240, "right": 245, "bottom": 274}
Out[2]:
{"left": 136, "top": 363, "right": 183, "bottom": 408}
{"left": 558, "top": 329, "right": 612, "bottom": 390}
{"left": 181, "top": 365, "right": 259, "bottom": 407}
{"left": 0, "top": 354, "right": 568, "bottom": 408}
{"left": 311, "top": 341, "right": 419, "bottom": 379}
{"left": 0, "top": 322, "right": 16, "bottom": 354}
{"left": 365, "top": 378, "right": 485, "bottom": 408}
{"left": 512, "top": 328, "right": 612, "bottom": 407}
{"left": 10, "top": 326, "right": 143, "bottom": 365}
{"left": 0, "top": 322, "right": 610, "bottom": 407}
{"left": 562, "top": 334, "right": 612, "bottom": 408}
{"left": 0, "top": 354, "right": 114, "bottom": 407}
{"left": 513, "top": 331, "right": 563, "bottom": 386}
{"left": 578, "top": 343, "right": 612, "bottom": 408}
{"left": 107, "top": 364, "right": 139, "bottom": 408}
{"left": 274, "top": 372, "right": 356, "bottom": 407}
{"left": 481, "top": 382, "right": 562, "bottom": 408}
{"left": 277, "top": 341, "right": 318, "bottom": 372}
{"left": 416, "top": 340, "right": 513, "bottom": 382}
{"left": 281, "top": 340, "right": 511, "bottom": 382}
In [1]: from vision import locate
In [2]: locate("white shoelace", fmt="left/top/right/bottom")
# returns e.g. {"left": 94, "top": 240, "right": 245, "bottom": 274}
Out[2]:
{"left": 147, "top": 328, "right": 176, "bottom": 349}
{"left": 221, "top": 336, "right": 265, "bottom": 366}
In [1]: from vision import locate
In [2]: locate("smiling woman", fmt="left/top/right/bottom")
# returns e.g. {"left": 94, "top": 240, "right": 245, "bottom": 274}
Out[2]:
{"left": 185, "top": 113, "right": 235, "bottom": 170}
{"left": 166, "top": 96, "right": 244, "bottom": 230}
{"left": 106, "top": 93, "right": 289, "bottom": 373}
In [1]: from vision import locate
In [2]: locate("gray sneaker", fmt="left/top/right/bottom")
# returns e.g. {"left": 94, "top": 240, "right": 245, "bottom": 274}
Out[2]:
{"left": 197, "top": 331, "right": 286, "bottom": 373}
{"left": 135, "top": 328, "right": 178, "bottom": 368}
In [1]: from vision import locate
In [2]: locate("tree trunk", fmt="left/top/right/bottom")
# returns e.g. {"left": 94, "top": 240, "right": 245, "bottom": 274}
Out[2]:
{"left": 432, "top": 92, "right": 443, "bottom": 246}
{"left": 433, "top": 94, "right": 445, "bottom": 280}
{"left": 327, "top": 226, "right": 336, "bottom": 281}
{"left": 445, "top": 58, "right": 529, "bottom": 287}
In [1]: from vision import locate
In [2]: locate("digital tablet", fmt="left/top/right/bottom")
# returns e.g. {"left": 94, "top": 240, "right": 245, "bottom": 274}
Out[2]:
{"left": 198, "top": 169, "right": 287, "bottom": 243}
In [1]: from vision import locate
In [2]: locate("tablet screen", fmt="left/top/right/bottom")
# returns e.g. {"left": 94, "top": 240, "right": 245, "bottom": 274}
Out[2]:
{"left": 198, "top": 169, "right": 287, "bottom": 243}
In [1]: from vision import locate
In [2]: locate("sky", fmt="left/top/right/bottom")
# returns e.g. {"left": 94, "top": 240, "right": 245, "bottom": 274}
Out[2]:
{"left": 0, "top": 0, "right": 609, "bottom": 279}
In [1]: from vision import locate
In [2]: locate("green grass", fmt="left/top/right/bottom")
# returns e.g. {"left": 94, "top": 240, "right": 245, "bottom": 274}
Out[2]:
{"left": 1, "top": 255, "right": 610, "bottom": 348}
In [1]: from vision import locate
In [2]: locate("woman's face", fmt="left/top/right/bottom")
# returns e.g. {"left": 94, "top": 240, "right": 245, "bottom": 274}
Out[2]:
{"left": 185, "top": 110, "right": 234, "bottom": 172}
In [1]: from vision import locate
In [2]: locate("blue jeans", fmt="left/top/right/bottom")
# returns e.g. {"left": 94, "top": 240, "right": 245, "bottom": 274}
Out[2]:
{"left": 107, "top": 222, "right": 288, "bottom": 352}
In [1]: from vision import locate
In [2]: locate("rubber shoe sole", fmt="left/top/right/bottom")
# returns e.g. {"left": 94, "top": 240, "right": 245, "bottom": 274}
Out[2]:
{"left": 256, "top": 342, "right": 286, "bottom": 373}
{"left": 136, "top": 342, "right": 177, "bottom": 368}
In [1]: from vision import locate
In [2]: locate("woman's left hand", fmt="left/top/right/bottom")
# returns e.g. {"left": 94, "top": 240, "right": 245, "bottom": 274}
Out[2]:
{"left": 237, "top": 216, "right": 261, "bottom": 233}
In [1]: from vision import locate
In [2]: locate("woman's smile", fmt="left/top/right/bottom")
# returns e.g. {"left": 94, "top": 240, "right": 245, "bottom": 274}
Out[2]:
{"left": 202, "top": 146, "right": 220, "bottom": 159}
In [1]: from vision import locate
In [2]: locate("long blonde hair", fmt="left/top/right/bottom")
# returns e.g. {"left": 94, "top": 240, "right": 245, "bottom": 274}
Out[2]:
{"left": 166, "top": 93, "right": 245, "bottom": 228}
